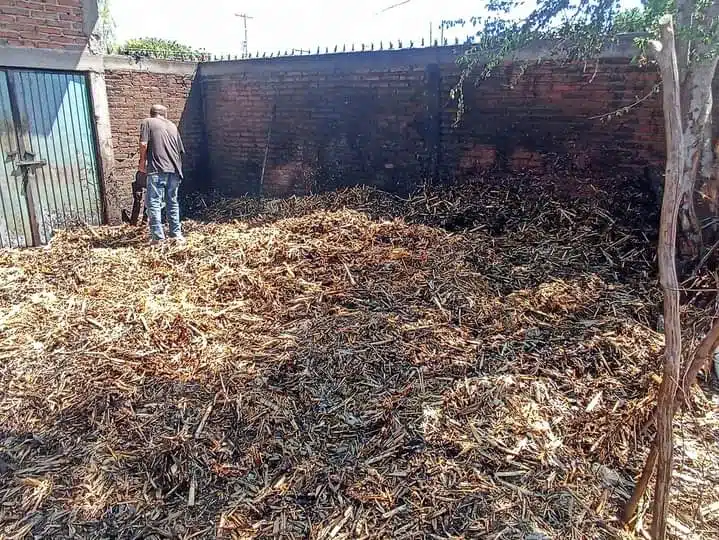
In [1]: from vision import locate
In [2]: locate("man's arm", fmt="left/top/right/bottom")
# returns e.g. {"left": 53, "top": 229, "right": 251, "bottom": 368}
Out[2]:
{"left": 138, "top": 142, "right": 148, "bottom": 173}
{"left": 178, "top": 131, "right": 185, "bottom": 156}
{"left": 138, "top": 120, "right": 149, "bottom": 173}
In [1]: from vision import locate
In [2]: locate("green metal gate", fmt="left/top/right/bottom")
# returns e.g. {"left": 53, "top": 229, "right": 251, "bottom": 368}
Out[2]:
{"left": 0, "top": 69, "right": 103, "bottom": 248}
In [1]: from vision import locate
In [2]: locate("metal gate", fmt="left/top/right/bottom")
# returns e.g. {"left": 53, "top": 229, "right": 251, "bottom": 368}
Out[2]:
{"left": 0, "top": 69, "right": 103, "bottom": 248}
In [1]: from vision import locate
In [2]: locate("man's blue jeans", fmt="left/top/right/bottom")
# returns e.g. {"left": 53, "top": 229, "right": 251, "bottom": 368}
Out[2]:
{"left": 146, "top": 172, "right": 182, "bottom": 241}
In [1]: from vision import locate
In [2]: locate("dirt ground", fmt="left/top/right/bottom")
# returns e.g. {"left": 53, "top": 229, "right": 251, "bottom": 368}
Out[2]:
{"left": 1, "top": 175, "right": 718, "bottom": 539}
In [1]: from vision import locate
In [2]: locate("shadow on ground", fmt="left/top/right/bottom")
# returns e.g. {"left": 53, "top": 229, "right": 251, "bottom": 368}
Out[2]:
{"left": 4, "top": 176, "right": 716, "bottom": 539}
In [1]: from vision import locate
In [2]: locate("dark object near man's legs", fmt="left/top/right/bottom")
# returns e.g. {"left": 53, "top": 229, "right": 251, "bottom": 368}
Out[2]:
{"left": 130, "top": 171, "right": 148, "bottom": 226}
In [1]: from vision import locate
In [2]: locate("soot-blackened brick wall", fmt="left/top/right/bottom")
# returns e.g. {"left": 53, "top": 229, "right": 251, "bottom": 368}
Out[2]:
{"left": 0, "top": 0, "right": 87, "bottom": 50}
{"left": 199, "top": 47, "right": 664, "bottom": 197}
{"left": 202, "top": 63, "right": 433, "bottom": 197}
{"left": 104, "top": 64, "right": 204, "bottom": 217}
{"left": 441, "top": 59, "right": 664, "bottom": 177}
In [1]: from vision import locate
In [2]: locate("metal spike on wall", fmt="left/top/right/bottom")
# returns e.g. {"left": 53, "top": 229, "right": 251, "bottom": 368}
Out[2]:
{"left": 361, "top": 43, "right": 365, "bottom": 51}
{"left": 409, "top": 40, "right": 414, "bottom": 48}
{"left": 389, "top": 41, "right": 393, "bottom": 49}
{"left": 325, "top": 46, "right": 329, "bottom": 53}
{"left": 444, "top": 38, "right": 448, "bottom": 46}
{"left": 398, "top": 40, "right": 403, "bottom": 48}
{"left": 317, "top": 46, "right": 321, "bottom": 54}
{"left": 421, "top": 38, "right": 425, "bottom": 47}
{"left": 455, "top": 37, "right": 459, "bottom": 45}
{"left": 370, "top": 43, "right": 374, "bottom": 51}
{"left": 433, "top": 39, "right": 438, "bottom": 47}
{"left": 262, "top": 52, "right": 267, "bottom": 58}
{"left": 333, "top": 45, "right": 337, "bottom": 53}
{"left": 342, "top": 44, "right": 346, "bottom": 52}
{"left": 351, "top": 43, "right": 355, "bottom": 52}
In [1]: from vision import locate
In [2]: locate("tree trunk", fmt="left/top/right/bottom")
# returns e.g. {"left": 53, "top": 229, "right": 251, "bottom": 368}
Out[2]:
{"left": 680, "top": 319, "right": 719, "bottom": 404}
{"left": 622, "top": 320, "right": 719, "bottom": 526}
{"left": 623, "top": 442, "right": 658, "bottom": 526}
{"left": 678, "top": 193, "right": 701, "bottom": 260}
{"left": 678, "top": 59, "right": 718, "bottom": 258}
{"left": 649, "top": 15, "right": 685, "bottom": 540}
{"left": 623, "top": 2, "right": 719, "bottom": 534}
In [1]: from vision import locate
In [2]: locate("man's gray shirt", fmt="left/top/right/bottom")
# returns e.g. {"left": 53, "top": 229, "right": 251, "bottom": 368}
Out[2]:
{"left": 140, "top": 117, "right": 185, "bottom": 179}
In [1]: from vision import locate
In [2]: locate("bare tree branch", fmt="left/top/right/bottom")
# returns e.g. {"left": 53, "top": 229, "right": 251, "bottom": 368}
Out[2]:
{"left": 648, "top": 15, "right": 685, "bottom": 539}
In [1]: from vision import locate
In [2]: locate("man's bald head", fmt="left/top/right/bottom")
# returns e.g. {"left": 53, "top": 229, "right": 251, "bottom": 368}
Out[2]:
{"left": 150, "top": 104, "right": 168, "bottom": 118}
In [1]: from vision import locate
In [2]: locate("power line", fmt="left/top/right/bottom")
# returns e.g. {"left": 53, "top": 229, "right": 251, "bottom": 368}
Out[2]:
{"left": 377, "top": 0, "right": 412, "bottom": 15}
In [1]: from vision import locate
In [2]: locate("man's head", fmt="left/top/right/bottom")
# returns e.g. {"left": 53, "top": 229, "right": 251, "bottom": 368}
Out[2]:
{"left": 150, "top": 104, "right": 168, "bottom": 118}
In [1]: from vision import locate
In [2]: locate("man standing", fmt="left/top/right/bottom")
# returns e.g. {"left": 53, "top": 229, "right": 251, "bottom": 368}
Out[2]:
{"left": 138, "top": 104, "right": 185, "bottom": 243}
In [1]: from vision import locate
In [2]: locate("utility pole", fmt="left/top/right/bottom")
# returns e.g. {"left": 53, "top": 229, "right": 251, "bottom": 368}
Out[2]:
{"left": 235, "top": 13, "right": 254, "bottom": 58}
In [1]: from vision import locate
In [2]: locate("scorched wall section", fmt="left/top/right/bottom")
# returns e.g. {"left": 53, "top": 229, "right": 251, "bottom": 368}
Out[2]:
{"left": 441, "top": 59, "right": 664, "bottom": 178}
{"left": 201, "top": 59, "right": 433, "bottom": 197}
{"left": 199, "top": 47, "right": 665, "bottom": 197}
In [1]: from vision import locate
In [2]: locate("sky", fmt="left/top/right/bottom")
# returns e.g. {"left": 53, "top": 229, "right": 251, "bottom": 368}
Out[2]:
{"left": 110, "top": 0, "right": 643, "bottom": 58}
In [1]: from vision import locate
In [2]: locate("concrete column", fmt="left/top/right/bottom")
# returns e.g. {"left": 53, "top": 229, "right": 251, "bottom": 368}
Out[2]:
{"left": 82, "top": 0, "right": 103, "bottom": 55}
{"left": 88, "top": 71, "right": 119, "bottom": 224}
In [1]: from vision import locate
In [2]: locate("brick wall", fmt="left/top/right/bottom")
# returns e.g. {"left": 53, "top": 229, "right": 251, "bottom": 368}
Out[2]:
{"left": 103, "top": 64, "right": 204, "bottom": 220}
{"left": 0, "top": 0, "right": 88, "bottom": 50}
{"left": 202, "top": 64, "right": 433, "bottom": 197}
{"left": 96, "top": 46, "right": 668, "bottom": 217}
{"left": 441, "top": 59, "right": 664, "bottom": 179}
{"left": 198, "top": 48, "right": 665, "bottom": 198}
